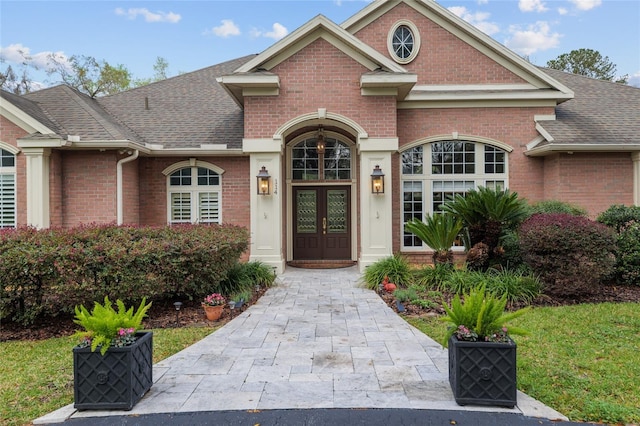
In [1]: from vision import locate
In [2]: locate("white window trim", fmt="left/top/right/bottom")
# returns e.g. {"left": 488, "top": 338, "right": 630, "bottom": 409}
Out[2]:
{"left": 400, "top": 141, "right": 509, "bottom": 252}
{"left": 165, "top": 162, "right": 223, "bottom": 225}
{"left": 387, "top": 20, "right": 421, "bottom": 65}
{"left": 0, "top": 143, "right": 18, "bottom": 228}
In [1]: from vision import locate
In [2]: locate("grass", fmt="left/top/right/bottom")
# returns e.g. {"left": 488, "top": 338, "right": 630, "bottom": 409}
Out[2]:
{"left": 0, "top": 326, "right": 215, "bottom": 426}
{"left": 407, "top": 302, "right": 640, "bottom": 425}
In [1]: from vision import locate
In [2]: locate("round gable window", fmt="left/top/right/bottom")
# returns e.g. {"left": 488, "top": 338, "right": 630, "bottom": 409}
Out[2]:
{"left": 387, "top": 20, "right": 420, "bottom": 64}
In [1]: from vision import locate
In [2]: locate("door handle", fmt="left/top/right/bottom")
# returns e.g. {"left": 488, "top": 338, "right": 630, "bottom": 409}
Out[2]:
{"left": 322, "top": 217, "right": 326, "bottom": 234}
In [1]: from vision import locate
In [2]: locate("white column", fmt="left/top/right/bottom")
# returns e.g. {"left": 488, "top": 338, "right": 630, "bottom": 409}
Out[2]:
{"left": 244, "top": 138, "right": 285, "bottom": 274}
{"left": 633, "top": 152, "right": 640, "bottom": 206}
{"left": 21, "top": 147, "right": 51, "bottom": 229}
{"left": 358, "top": 138, "right": 397, "bottom": 272}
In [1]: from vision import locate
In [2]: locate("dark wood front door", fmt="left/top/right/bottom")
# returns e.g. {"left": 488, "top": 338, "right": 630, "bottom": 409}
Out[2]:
{"left": 293, "top": 186, "right": 351, "bottom": 260}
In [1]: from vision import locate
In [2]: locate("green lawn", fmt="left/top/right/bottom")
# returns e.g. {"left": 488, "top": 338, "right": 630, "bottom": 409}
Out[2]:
{"left": 407, "top": 302, "right": 640, "bottom": 424}
{"left": 0, "top": 327, "right": 215, "bottom": 426}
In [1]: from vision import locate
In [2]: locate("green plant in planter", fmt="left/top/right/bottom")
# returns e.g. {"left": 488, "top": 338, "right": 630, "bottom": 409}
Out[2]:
{"left": 74, "top": 296, "right": 152, "bottom": 355}
{"left": 441, "top": 285, "right": 528, "bottom": 347}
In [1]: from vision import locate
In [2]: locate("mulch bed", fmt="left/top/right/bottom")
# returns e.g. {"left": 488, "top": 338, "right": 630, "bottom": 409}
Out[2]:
{"left": 2, "top": 283, "right": 639, "bottom": 342}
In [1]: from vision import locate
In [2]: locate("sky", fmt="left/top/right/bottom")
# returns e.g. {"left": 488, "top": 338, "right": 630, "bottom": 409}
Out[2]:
{"left": 1, "top": 0, "right": 639, "bottom": 89}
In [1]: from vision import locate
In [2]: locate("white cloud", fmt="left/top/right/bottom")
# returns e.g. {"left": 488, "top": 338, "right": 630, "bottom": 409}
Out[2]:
{"left": 0, "top": 43, "right": 68, "bottom": 70}
{"left": 569, "top": 0, "right": 602, "bottom": 11}
{"left": 114, "top": 8, "right": 181, "bottom": 23}
{"left": 504, "top": 21, "right": 561, "bottom": 56}
{"left": 208, "top": 20, "right": 241, "bottom": 38}
{"left": 477, "top": 0, "right": 489, "bottom": 4}
{"left": 558, "top": 7, "right": 568, "bottom": 15}
{"left": 265, "top": 23, "right": 289, "bottom": 40}
{"left": 519, "top": 0, "right": 548, "bottom": 13}
{"left": 251, "top": 23, "right": 289, "bottom": 40}
{"left": 448, "top": 6, "right": 499, "bottom": 35}
{"left": 629, "top": 71, "right": 640, "bottom": 88}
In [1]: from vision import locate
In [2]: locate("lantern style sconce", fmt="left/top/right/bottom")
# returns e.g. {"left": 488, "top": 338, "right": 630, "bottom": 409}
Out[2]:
{"left": 257, "top": 166, "right": 271, "bottom": 195}
{"left": 316, "top": 128, "right": 325, "bottom": 154}
{"left": 371, "top": 165, "right": 385, "bottom": 194}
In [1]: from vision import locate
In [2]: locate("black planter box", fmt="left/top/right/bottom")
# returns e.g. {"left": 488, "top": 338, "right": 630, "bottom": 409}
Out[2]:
{"left": 73, "top": 331, "right": 153, "bottom": 410}
{"left": 448, "top": 335, "right": 517, "bottom": 408}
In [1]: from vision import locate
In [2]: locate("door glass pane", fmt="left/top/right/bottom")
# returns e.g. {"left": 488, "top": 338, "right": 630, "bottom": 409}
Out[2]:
{"left": 296, "top": 190, "right": 317, "bottom": 233}
{"left": 327, "top": 189, "right": 347, "bottom": 233}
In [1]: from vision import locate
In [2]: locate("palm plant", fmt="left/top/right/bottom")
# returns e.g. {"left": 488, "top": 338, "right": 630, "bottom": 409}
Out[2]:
{"left": 442, "top": 186, "right": 528, "bottom": 269}
{"left": 405, "top": 213, "right": 463, "bottom": 265}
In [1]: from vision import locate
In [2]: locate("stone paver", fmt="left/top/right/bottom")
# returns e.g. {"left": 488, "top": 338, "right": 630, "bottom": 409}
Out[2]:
{"left": 34, "top": 266, "right": 568, "bottom": 424}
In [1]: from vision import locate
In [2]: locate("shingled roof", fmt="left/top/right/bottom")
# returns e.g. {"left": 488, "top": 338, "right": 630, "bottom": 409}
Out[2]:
{"left": 0, "top": 89, "right": 62, "bottom": 135}
{"left": 536, "top": 68, "right": 640, "bottom": 149}
{"left": 99, "top": 54, "right": 256, "bottom": 149}
{"left": 22, "top": 85, "right": 142, "bottom": 142}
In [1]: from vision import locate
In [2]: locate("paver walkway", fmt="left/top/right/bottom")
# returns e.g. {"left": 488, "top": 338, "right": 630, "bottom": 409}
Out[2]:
{"left": 35, "top": 266, "right": 566, "bottom": 423}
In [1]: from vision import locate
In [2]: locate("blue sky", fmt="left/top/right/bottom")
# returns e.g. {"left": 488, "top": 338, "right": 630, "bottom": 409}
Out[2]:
{"left": 1, "top": 0, "right": 639, "bottom": 88}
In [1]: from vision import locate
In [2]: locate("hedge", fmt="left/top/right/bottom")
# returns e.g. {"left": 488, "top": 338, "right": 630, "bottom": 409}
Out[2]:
{"left": 0, "top": 224, "right": 248, "bottom": 325}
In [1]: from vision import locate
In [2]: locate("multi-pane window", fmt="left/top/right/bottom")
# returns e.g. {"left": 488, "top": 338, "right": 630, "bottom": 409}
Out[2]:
{"left": 0, "top": 148, "right": 16, "bottom": 228}
{"left": 401, "top": 141, "right": 508, "bottom": 249}
{"left": 291, "top": 137, "right": 351, "bottom": 181}
{"left": 168, "top": 166, "right": 220, "bottom": 224}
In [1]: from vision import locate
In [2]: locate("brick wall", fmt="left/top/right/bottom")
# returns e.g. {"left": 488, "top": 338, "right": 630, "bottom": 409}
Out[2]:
{"left": 544, "top": 152, "right": 634, "bottom": 217}
{"left": 61, "top": 151, "right": 117, "bottom": 227}
{"left": 0, "top": 116, "right": 27, "bottom": 226}
{"left": 121, "top": 156, "right": 140, "bottom": 225}
{"left": 244, "top": 38, "right": 397, "bottom": 139}
{"left": 354, "top": 2, "right": 528, "bottom": 86}
{"left": 138, "top": 156, "right": 250, "bottom": 229}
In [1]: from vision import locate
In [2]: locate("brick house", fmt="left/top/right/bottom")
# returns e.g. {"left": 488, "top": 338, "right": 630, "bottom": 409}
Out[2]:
{"left": 1, "top": 0, "right": 639, "bottom": 273}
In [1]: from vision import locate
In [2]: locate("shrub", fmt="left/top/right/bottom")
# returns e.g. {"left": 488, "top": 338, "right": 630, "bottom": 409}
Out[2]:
{"left": 528, "top": 200, "right": 588, "bottom": 217}
{"left": 597, "top": 205, "right": 640, "bottom": 286}
{"left": 443, "top": 186, "right": 529, "bottom": 270}
{"left": 0, "top": 224, "right": 249, "bottom": 324}
{"left": 404, "top": 214, "right": 463, "bottom": 264}
{"left": 484, "top": 268, "right": 541, "bottom": 305}
{"left": 217, "top": 261, "right": 275, "bottom": 296}
{"left": 519, "top": 214, "right": 616, "bottom": 297}
{"left": 412, "top": 263, "right": 454, "bottom": 289}
{"left": 361, "top": 254, "right": 412, "bottom": 290}
{"left": 597, "top": 204, "right": 640, "bottom": 233}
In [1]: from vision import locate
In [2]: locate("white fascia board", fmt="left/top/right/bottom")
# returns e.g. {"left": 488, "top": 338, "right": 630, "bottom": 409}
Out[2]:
{"left": 0, "top": 99, "right": 56, "bottom": 135}
{"left": 216, "top": 74, "right": 280, "bottom": 88}
{"left": 404, "top": 89, "right": 572, "bottom": 102}
{"left": 525, "top": 144, "right": 640, "bottom": 157}
{"left": 361, "top": 73, "right": 417, "bottom": 98}
{"left": 17, "top": 137, "right": 71, "bottom": 148}
{"left": 397, "top": 99, "right": 557, "bottom": 109}
{"left": 535, "top": 123, "right": 554, "bottom": 143}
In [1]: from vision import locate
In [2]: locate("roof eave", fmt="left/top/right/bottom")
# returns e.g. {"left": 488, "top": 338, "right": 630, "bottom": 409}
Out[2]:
{"left": 525, "top": 143, "right": 640, "bottom": 157}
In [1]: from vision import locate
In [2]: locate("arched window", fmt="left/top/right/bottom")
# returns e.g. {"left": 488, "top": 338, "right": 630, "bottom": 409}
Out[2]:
{"left": 401, "top": 140, "right": 508, "bottom": 249}
{"left": 0, "top": 148, "right": 16, "bottom": 228}
{"left": 291, "top": 137, "right": 352, "bottom": 181}
{"left": 167, "top": 165, "right": 221, "bottom": 224}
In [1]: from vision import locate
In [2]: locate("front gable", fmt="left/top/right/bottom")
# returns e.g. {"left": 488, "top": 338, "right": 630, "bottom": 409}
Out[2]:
{"left": 343, "top": 0, "right": 573, "bottom": 104}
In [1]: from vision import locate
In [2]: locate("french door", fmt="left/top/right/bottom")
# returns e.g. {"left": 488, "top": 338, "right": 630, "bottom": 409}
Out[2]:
{"left": 293, "top": 186, "right": 351, "bottom": 260}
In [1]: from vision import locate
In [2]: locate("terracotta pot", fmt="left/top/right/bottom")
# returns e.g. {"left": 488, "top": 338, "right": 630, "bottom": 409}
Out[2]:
{"left": 202, "top": 304, "right": 223, "bottom": 321}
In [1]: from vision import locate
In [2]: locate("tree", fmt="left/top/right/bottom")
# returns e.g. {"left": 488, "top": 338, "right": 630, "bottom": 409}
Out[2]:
{"left": 47, "top": 54, "right": 132, "bottom": 97}
{"left": 546, "top": 48, "right": 628, "bottom": 84}
{"left": 133, "top": 56, "right": 170, "bottom": 87}
{"left": 0, "top": 51, "right": 36, "bottom": 94}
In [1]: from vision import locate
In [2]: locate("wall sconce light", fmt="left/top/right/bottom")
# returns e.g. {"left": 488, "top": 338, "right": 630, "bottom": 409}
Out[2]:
{"left": 257, "top": 166, "right": 271, "bottom": 195}
{"left": 316, "top": 128, "right": 325, "bottom": 154}
{"left": 371, "top": 165, "right": 385, "bottom": 194}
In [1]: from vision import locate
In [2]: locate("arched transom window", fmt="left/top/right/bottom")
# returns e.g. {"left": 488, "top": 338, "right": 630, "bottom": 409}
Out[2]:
{"left": 291, "top": 137, "right": 352, "bottom": 181}
{"left": 0, "top": 148, "right": 16, "bottom": 228}
{"left": 167, "top": 165, "right": 221, "bottom": 224}
{"left": 401, "top": 140, "right": 508, "bottom": 249}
